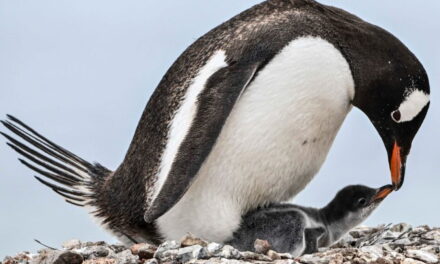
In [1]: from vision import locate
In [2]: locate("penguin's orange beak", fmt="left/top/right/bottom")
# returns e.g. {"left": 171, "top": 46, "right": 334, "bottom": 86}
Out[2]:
{"left": 390, "top": 142, "right": 403, "bottom": 190}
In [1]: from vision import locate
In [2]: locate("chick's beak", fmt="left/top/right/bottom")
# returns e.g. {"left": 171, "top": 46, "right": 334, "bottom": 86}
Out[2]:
{"left": 372, "top": 184, "right": 394, "bottom": 203}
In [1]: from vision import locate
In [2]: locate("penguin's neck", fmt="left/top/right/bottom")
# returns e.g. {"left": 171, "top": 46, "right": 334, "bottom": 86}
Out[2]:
{"left": 319, "top": 204, "right": 359, "bottom": 246}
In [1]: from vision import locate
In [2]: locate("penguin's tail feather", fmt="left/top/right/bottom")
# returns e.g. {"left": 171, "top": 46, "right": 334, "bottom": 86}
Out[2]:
{"left": 1, "top": 115, "right": 111, "bottom": 208}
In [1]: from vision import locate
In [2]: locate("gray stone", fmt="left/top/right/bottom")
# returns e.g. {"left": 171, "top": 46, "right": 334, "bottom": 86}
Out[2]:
{"left": 181, "top": 233, "right": 209, "bottom": 247}
{"left": 155, "top": 240, "right": 179, "bottom": 253}
{"left": 392, "top": 238, "right": 412, "bottom": 245}
{"left": 144, "top": 259, "right": 158, "bottom": 264}
{"left": 381, "top": 230, "right": 400, "bottom": 240}
{"left": 299, "top": 252, "right": 341, "bottom": 264}
{"left": 52, "top": 251, "right": 83, "bottom": 264}
{"left": 206, "top": 242, "right": 223, "bottom": 257}
{"left": 420, "top": 245, "right": 440, "bottom": 254}
{"left": 402, "top": 258, "right": 426, "bottom": 264}
{"left": 423, "top": 230, "right": 440, "bottom": 241}
{"left": 30, "top": 250, "right": 63, "bottom": 264}
{"left": 176, "top": 245, "right": 204, "bottom": 263}
{"left": 359, "top": 245, "right": 383, "bottom": 259}
{"left": 130, "top": 243, "right": 157, "bottom": 259}
{"left": 76, "top": 245, "right": 110, "bottom": 259}
{"left": 218, "top": 245, "right": 241, "bottom": 259}
{"left": 267, "top": 250, "right": 281, "bottom": 260}
{"left": 61, "top": 239, "right": 82, "bottom": 250}
{"left": 153, "top": 240, "right": 180, "bottom": 260}
{"left": 254, "top": 239, "right": 271, "bottom": 254}
{"left": 272, "top": 260, "right": 298, "bottom": 264}
{"left": 375, "top": 257, "right": 394, "bottom": 264}
{"left": 109, "top": 245, "right": 127, "bottom": 254}
{"left": 390, "top": 223, "right": 412, "bottom": 233}
{"left": 406, "top": 249, "right": 438, "bottom": 263}
{"left": 114, "top": 249, "right": 138, "bottom": 264}
{"left": 239, "top": 251, "right": 272, "bottom": 261}
{"left": 349, "top": 226, "right": 373, "bottom": 238}
{"left": 154, "top": 249, "right": 179, "bottom": 262}
{"left": 3, "top": 252, "right": 33, "bottom": 264}
{"left": 330, "top": 233, "right": 356, "bottom": 248}
{"left": 412, "top": 226, "right": 430, "bottom": 234}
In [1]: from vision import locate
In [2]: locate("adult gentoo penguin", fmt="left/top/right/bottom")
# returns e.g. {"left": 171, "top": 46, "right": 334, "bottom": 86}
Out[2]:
{"left": 1, "top": 0, "right": 430, "bottom": 245}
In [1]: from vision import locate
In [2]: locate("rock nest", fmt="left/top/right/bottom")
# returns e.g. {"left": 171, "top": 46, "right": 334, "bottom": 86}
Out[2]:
{"left": 2, "top": 224, "right": 440, "bottom": 264}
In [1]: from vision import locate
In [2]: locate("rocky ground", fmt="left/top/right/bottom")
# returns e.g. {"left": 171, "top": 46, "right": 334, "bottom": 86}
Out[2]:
{"left": 2, "top": 224, "right": 440, "bottom": 264}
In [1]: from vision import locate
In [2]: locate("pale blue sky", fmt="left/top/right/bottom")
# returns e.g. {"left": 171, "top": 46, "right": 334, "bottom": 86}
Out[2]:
{"left": 0, "top": 0, "right": 439, "bottom": 258}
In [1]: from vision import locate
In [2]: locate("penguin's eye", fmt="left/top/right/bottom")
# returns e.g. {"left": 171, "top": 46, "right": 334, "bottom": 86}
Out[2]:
{"left": 391, "top": 90, "right": 430, "bottom": 123}
{"left": 357, "top": 198, "right": 367, "bottom": 207}
{"left": 391, "top": 110, "right": 401, "bottom": 122}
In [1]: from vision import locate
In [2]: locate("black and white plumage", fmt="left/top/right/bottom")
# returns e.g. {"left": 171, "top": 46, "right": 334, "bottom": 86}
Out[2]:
{"left": 228, "top": 185, "right": 394, "bottom": 256}
{"left": 1, "top": 0, "right": 430, "bottom": 245}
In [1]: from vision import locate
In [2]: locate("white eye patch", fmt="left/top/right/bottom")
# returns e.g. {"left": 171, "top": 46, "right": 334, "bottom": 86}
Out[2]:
{"left": 391, "top": 90, "right": 430, "bottom": 123}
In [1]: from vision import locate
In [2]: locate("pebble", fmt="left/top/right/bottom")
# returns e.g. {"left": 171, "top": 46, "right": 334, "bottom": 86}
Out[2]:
{"left": 267, "top": 250, "right": 282, "bottom": 260}
{"left": 114, "top": 249, "right": 138, "bottom": 264}
{"left": 206, "top": 242, "right": 224, "bottom": 257}
{"left": 420, "top": 245, "right": 440, "bottom": 254}
{"left": 330, "top": 233, "right": 356, "bottom": 248}
{"left": 273, "top": 260, "right": 297, "bottom": 264}
{"left": 82, "top": 258, "right": 116, "bottom": 264}
{"left": 412, "top": 226, "right": 430, "bottom": 234}
{"left": 218, "top": 245, "right": 241, "bottom": 259}
{"left": 406, "top": 249, "right": 439, "bottom": 263}
{"left": 375, "top": 257, "right": 393, "bottom": 264}
{"left": 143, "top": 259, "right": 158, "bottom": 264}
{"left": 130, "top": 243, "right": 157, "bottom": 259}
{"left": 154, "top": 249, "right": 179, "bottom": 262}
{"left": 423, "top": 230, "right": 440, "bottom": 241}
{"left": 77, "top": 246, "right": 111, "bottom": 259}
{"left": 176, "top": 245, "right": 206, "bottom": 263}
{"left": 30, "top": 250, "right": 77, "bottom": 264}
{"left": 61, "top": 239, "right": 82, "bottom": 250}
{"left": 360, "top": 245, "right": 383, "bottom": 257}
{"left": 153, "top": 240, "right": 180, "bottom": 260}
{"left": 181, "top": 233, "right": 209, "bottom": 247}
{"left": 381, "top": 230, "right": 400, "bottom": 240}
{"left": 157, "top": 240, "right": 180, "bottom": 251}
{"left": 349, "top": 229, "right": 367, "bottom": 239}
{"left": 392, "top": 238, "right": 412, "bottom": 245}
{"left": 254, "top": 239, "right": 271, "bottom": 254}
{"left": 239, "top": 251, "right": 272, "bottom": 261}
{"left": 390, "top": 223, "right": 412, "bottom": 233}
{"left": 402, "top": 258, "right": 426, "bottom": 264}
{"left": 53, "top": 251, "right": 84, "bottom": 264}
{"left": 3, "top": 252, "right": 32, "bottom": 264}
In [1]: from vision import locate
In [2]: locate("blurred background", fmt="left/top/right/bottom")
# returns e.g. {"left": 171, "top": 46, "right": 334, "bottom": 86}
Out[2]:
{"left": 0, "top": 0, "right": 439, "bottom": 258}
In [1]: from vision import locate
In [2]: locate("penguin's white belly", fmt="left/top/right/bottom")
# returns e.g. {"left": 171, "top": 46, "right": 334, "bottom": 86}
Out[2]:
{"left": 157, "top": 37, "right": 355, "bottom": 242}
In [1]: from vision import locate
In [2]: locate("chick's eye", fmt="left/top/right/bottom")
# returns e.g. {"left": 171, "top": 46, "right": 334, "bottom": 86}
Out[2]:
{"left": 357, "top": 198, "right": 367, "bottom": 206}
{"left": 391, "top": 110, "right": 401, "bottom": 122}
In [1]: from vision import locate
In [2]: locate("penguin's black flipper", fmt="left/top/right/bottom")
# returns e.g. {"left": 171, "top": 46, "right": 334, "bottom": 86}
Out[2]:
{"left": 145, "top": 61, "right": 262, "bottom": 222}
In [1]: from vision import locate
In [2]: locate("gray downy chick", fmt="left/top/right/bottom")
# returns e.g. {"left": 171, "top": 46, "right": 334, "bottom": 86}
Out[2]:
{"left": 228, "top": 184, "right": 393, "bottom": 256}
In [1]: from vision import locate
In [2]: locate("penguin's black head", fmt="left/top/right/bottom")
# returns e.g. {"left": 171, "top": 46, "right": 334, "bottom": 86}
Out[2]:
{"left": 347, "top": 23, "right": 430, "bottom": 191}
{"left": 322, "top": 184, "right": 394, "bottom": 225}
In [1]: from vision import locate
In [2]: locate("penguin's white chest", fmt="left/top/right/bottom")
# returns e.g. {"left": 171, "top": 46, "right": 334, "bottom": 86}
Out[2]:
{"left": 157, "top": 37, "right": 355, "bottom": 242}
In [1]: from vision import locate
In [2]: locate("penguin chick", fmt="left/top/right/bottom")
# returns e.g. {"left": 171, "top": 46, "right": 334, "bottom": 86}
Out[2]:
{"left": 228, "top": 184, "right": 393, "bottom": 256}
